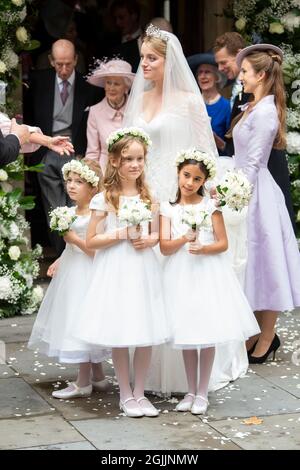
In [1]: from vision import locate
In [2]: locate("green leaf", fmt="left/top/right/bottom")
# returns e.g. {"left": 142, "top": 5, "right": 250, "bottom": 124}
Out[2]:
{"left": 19, "top": 196, "right": 36, "bottom": 210}
{"left": 7, "top": 188, "right": 22, "bottom": 203}
{"left": 22, "top": 39, "right": 41, "bottom": 51}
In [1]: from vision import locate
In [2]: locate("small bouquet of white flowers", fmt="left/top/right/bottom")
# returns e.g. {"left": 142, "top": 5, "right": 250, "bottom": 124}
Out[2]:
{"left": 216, "top": 169, "right": 252, "bottom": 212}
{"left": 49, "top": 206, "right": 77, "bottom": 236}
{"left": 118, "top": 199, "right": 152, "bottom": 236}
{"left": 181, "top": 206, "right": 210, "bottom": 231}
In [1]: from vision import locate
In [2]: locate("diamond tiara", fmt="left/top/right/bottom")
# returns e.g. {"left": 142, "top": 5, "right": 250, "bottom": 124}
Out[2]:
{"left": 145, "top": 24, "right": 169, "bottom": 42}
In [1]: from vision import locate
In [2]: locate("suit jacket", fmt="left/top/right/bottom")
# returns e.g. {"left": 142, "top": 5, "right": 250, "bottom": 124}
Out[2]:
{"left": 0, "top": 129, "right": 20, "bottom": 167}
{"left": 226, "top": 91, "right": 295, "bottom": 229}
{"left": 112, "top": 38, "right": 141, "bottom": 73}
{"left": 24, "top": 69, "right": 103, "bottom": 160}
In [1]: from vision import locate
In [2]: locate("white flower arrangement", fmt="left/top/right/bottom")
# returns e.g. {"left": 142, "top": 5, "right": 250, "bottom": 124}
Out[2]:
{"left": 175, "top": 148, "right": 217, "bottom": 179}
{"left": 216, "top": 169, "right": 252, "bottom": 212}
{"left": 106, "top": 127, "right": 152, "bottom": 152}
{"left": 62, "top": 159, "right": 100, "bottom": 187}
{"left": 49, "top": 206, "right": 77, "bottom": 236}
{"left": 181, "top": 206, "right": 210, "bottom": 231}
{"left": 287, "top": 131, "right": 300, "bottom": 154}
{"left": 118, "top": 198, "right": 152, "bottom": 227}
{"left": 0, "top": 169, "right": 8, "bottom": 181}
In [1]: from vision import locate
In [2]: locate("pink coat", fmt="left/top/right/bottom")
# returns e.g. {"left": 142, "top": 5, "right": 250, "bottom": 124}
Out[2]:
{"left": 85, "top": 97, "right": 125, "bottom": 173}
{"left": 0, "top": 112, "right": 42, "bottom": 153}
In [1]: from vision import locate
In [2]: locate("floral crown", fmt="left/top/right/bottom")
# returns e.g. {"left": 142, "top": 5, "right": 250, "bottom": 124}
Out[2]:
{"left": 62, "top": 160, "right": 100, "bottom": 187}
{"left": 106, "top": 127, "right": 152, "bottom": 152}
{"left": 145, "top": 24, "right": 169, "bottom": 42}
{"left": 175, "top": 148, "right": 217, "bottom": 179}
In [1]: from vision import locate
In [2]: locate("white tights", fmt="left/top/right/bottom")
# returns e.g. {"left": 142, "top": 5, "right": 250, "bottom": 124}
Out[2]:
{"left": 181, "top": 347, "right": 215, "bottom": 404}
{"left": 112, "top": 346, "right": 152, "bottom": 410}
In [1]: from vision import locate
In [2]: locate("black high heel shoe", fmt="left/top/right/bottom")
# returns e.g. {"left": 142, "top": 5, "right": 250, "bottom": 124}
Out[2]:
{"left": 248, "top": 334, "right": 280, "bottom": 364}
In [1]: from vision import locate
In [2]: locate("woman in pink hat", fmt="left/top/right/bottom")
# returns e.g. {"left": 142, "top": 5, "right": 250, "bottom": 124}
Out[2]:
{"left": 85, "top": 59, "right": 135, "bottom": 173}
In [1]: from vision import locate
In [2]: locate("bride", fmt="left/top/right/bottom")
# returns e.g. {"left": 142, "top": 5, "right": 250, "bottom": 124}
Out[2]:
{"left": 124, "top": 25, "right": 249, "bottom": 395}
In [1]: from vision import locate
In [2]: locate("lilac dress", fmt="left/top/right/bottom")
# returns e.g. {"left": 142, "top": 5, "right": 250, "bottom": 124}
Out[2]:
{"left": 233, "top": 95, "right": 300, "bottom": 312}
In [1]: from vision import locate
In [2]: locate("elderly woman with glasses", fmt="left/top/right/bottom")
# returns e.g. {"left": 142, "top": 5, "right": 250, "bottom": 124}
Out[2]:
{"left": 188, "top": 53, "right": 231, "bottom": 156}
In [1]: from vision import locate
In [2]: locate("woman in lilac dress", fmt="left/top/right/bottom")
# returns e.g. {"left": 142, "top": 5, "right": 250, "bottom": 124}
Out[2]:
{"left": 233, "top": 44, "right": 300, "bottom": 363}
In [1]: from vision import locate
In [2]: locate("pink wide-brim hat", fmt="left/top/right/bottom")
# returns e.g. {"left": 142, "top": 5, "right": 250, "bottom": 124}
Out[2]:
{"left": 236, "top": 44, "right": 283, "bottom": 68}
{"left": 86, "top": 59, "right": 135, "bottom": 87}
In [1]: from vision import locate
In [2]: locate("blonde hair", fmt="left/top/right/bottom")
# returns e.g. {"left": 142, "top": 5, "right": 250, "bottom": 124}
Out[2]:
{"left": 245, "top": 50, "right": 286, "bottom": 149}
{"left": 142, "top": 35, "right": 167, "bottom": 58}
{"left": 104, "top": 136, "right": 152, "bottom": 210}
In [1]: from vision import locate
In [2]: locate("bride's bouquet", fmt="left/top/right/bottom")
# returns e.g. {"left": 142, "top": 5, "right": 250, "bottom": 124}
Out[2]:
{"left": 181, "top": 206, "right": 210, "bottom": 231}
{"left": 118, "top": 199, "right": 152, "bottom": 237}
{"left": 216, "top": 169, "right": 252, "bottom": 212}
{"left": 49, "top": 206, "right": 77, "bottom": 236}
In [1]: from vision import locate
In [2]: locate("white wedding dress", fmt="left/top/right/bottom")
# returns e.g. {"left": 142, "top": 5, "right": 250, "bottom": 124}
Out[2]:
{"left": 124, "top": 29, "right": 249, "bottom": 395}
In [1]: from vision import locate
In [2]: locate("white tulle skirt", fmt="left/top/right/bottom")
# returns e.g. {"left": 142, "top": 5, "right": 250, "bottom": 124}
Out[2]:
{"left": 28, "top": 246, "right": 110, "bottom": 364}
{"left": 73, "top": 241, "right": 170, "bottom": 348}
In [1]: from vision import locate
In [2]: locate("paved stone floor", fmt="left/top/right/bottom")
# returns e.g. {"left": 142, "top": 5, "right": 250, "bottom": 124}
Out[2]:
{"left": 0, "top": 308, "right": 299, "bottom": 450}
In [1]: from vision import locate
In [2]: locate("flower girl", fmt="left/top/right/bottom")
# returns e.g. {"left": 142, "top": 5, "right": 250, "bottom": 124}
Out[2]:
{"left": 160, "top": 149, "right": 260, "bottom": 415}
{"left": 28, "top": 159, "right": 110, "bottom": 398}
{"left": 73, "top": 128, "right": 169, "bottom": 418}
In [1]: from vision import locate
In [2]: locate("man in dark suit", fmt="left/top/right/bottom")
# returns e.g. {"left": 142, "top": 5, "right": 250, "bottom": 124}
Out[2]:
{"left": 24, "top": 39, "right": 102, "bottom": 255}
{"left": 214, "top": 32, "right": 295, "bottom": 229}
{"left": 0, "top": 119, "right": 30, "bottom": 166}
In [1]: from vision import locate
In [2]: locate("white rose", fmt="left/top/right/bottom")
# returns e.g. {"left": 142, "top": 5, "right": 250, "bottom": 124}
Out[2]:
{"left": 0, "top": 170, "right": 8, "bottom": 181}
{"left": 235, "top": 18, "right": 246, "bottom": 31}
{"left": 0, "top": 60, "right": 7, "bottom": 74}
{"left": 16, "top": 26, "right": 28, "bottom": 43}
{"left": 32, "top": 285, "right": 44, "bottom": 303}
{"left": 9, "top": 222, "right": 19, "bottom": 240}
{"left": 12, "top": 0, "right": 24, "bottom": 6}
{"left": 269, "top": 22, "right": 284, "bottom": 34}
{"left": 287, "top": 131, "right": 300, "bottom": 154}
{"left": 8, "top": 245, "right": 21, "bottom": 260}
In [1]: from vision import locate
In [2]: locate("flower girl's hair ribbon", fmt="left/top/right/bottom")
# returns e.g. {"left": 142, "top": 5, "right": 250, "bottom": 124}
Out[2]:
{"left": 175, "top": 148, "right": 217, "bottom": 179}
{"left": 106, "top": 127, "right": 152, "bottom": 152}
{"left": 62, "top": 159, "right": 100, "bottom": 187}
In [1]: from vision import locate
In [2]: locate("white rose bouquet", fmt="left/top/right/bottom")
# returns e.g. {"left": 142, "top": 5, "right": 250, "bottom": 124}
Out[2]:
{"left": 49, "top": 207, "right": 77, "bottom": 236}
{"left": 118, "top": 199, "right": 152, "bottom": 234}
{"left": 181, "top": 206, "right": 210, "bottom": 231}
{"left": 216, "top": 169, "right": 252, "bottom": 212}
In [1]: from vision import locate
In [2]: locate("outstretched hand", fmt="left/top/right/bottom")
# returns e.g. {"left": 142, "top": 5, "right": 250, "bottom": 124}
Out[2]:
{"left": 49, "top": 136, "right": 74, "bottom": 156}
